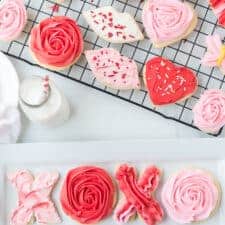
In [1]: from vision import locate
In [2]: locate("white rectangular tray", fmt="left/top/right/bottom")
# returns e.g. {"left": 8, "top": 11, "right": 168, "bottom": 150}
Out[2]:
{"left": 1, "top": 140, "right": 225, "bottom": 225}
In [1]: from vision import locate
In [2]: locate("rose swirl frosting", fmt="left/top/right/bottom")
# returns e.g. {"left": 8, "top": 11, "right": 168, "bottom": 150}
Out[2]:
{"left": 193, "top": 89, "right": 225, "bottom": 133}
{"left": 161, "top": 169, "right": 219, "bottom": 224}
{"left": 30, "top": 16, "right": 83, "bottom": 69}
{"left": 60, "top": 166, "right": 116, "bottom": 224}
{"left": 142, "top": 0, "right": 194, "bottom": 44}
{"left": 0, "top": 0, "right": 27, "bottom": 41}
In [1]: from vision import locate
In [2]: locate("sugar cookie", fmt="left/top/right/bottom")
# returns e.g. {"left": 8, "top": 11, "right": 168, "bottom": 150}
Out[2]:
{"left": 83, "top": 6, "right": 143, "bottom": 43}
{"left": 142, "top": 0, "right": 197, "bottom": 48}
{"left": 143, "top": 57, "right": 197, "bottom": 106}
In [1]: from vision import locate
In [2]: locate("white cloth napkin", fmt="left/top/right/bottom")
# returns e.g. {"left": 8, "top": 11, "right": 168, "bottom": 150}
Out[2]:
{"left": 0, "top": 105, "right": 21, "bottom": 143}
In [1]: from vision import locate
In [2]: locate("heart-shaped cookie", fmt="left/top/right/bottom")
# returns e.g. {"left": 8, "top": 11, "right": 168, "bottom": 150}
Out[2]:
{"left": 83, "top": 6, "right": 143, "bottom": 43}
{"left": 209, "top": 0, "right": 225, "bottom": 27}
{"left": 142, "top": 0, "right": 197, "bottom": 48}
{"left": 144, "top": 57, "right": 197, "bottom": 106}
{"left": 85, "top": 48, "right": 140, "bottom": 90}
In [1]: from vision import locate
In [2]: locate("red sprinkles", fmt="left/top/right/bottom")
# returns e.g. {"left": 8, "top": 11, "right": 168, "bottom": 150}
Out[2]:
{"left": 89, "top": 9, "right": 135, "bottom": 41}
{"left": 145, "top": 57, "right": 197, "bottom": 106}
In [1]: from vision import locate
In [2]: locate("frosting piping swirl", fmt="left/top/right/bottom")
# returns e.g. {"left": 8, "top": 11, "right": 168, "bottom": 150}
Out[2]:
{"left": 142, "top": 0, "right": 194, "bottom": 44}
{"left": 60, "top": 166, "right": 115, "bottom": 224}
{"left": 30, "top": 16, "right": 83, "bottom": 69}
{"left": 0, "top": 0, "right": 27, "bottom": 41}
{"left": 161, "top": 169, "right": 219, "bottom": 223}
{"left": 193, "top": 89, "right": 225, "bottom": 133}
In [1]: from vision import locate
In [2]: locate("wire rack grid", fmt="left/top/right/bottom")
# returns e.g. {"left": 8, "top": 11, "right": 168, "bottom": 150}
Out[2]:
{"left": 1, "top": 0, "right": 225, "bottom": 136}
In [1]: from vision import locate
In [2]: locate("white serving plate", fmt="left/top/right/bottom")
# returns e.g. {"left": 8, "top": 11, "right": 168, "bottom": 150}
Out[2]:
{"left": 0, "top": 140, "right": 225, "bottom": 225}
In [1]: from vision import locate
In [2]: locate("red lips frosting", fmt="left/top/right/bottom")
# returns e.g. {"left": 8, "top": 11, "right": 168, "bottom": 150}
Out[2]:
{"left": 60, "top": 166, "right": 115, "bottom": 224}
{"left": 30, "top": 16, "right": 83, "bottom": 69}
{"left": 144, "top": 57, "right": 197, "bottom": 105}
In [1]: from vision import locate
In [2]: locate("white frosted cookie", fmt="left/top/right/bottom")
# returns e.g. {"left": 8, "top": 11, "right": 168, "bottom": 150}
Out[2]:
{"left": 85, "top": 48, "right": 140, "bottom": 90}
{"left": 83, "top": 6, "right": 143, "bottom": 43}
{"left": 142, "top": 0, "right": 197, "bottom": 48}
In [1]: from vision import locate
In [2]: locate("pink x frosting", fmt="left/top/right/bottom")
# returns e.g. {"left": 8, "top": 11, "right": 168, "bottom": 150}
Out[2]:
{"left": 8, "top": 170, "right": 61, "bottom": 225}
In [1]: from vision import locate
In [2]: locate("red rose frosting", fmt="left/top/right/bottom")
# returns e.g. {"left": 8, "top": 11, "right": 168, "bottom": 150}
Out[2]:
{"left": 30, "top": 16, "right": 83, "bottom": 69}
{"left": 60, "top": 166, "right": 115, "bottom": 224}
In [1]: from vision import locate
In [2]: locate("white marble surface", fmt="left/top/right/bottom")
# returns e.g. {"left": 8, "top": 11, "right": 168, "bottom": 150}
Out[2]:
{"left": 9, "top": 56, "right": 218, "bottom": 143}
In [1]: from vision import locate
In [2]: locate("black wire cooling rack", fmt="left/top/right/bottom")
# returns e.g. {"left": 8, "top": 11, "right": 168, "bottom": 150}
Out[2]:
{"left": 1, "top": 0, "right": 225, "bottom": 136}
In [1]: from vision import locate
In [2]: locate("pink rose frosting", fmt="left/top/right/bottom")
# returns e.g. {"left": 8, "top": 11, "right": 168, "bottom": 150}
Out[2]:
{"left": 161, "top": 169, "right": 219, "bottom": 224}
{"left": 142, "top": 0, "right": 194, "bottom": 44}
{"left": 0, "top": 0, "right": 27, "bottom": 41}
{"left": 201, "top": 34, "right": 225, "bottom": 72}
{"left": 193, "top": 89, "right": 225, "bottom": 133}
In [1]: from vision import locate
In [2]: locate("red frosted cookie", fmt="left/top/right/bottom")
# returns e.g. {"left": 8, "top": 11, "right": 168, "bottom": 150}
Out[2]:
{"left": 30, "top": 16, "right": 83, "bottom": 71}
{"left": 209, "top": 0, "right": 225, "bottom": 27}
{"left": 60, "top": 166, "right": 116, "bottom": 224}
{"left": 114, "top": 164, "right": 164, "bottom": 225}
{"left": 85, "top": 48, "right": 140, "bottom": 90}
{"left": 143, "top": 57, "right": 198, "bottom": 106}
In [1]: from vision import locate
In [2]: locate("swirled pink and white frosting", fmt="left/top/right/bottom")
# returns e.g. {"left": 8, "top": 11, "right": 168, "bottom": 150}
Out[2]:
{"left": 161, "top": 169, "right": 219, "bottom": 224}
{"left": 193, "top": 89, "right": 225, "bottom": 133}
{"left": 0, "top": 0, "right": 27, "bottom": 41}
{"left": 142, "top": 0, "right": 195, "bottom": 44}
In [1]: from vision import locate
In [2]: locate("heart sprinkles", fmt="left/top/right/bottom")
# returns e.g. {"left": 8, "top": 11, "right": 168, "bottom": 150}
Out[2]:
{"left": 144, "top": 57, "right": 198, "bottom": 106}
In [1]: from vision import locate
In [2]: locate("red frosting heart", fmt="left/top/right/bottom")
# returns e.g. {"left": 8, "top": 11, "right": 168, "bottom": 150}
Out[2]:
{"left": 144, "top": 57, "right": 197, "bottom": 106}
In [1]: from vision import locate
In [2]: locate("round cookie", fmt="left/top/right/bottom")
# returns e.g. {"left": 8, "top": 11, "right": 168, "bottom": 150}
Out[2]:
{"left": 143, "top": 57, "right": 198, "bottom": 106}
{"left": 142, "top": 0, "right": 197, "bottom": 48}
{"left": 0, "top": 0, "right": 27, "bottom": 41}
{"left": 161, "top": 168, "right": 221, "bottom": 224}
{"left": 193, "top": 89, "right": 225, "bottom": 134}
{"left": 60, "top": 166, "right": 116, "bottom": 224}
{"left": 29, "top": 16, "right": 83, "bottom": 71}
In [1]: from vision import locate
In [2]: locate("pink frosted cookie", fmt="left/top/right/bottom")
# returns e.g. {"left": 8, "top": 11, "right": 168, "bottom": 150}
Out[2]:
{"left": 85, "top": 48, "right": 140, "bottom": 90}
{"left": 161, "top": 168, "right": 220, "bottom": 224}
{"left": 193, "top": 89, "right": 225, "bottom": 134}
{"left": 8, "top": 170, "right": 61, "bottom": 225}
{"left": 142, "top": 0, "right": 197, "bottom": 48}
{"left": 0, "top": 0, "right": 27, "bottom": 41}
{"left": 202, "top": 34, "right": 225, "bottom": 74}
{"left": 114, "top": 164, "right": 164, "bottom": 225}
{"left": 83, "top": 6, "right": 143, "bottom": 43}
